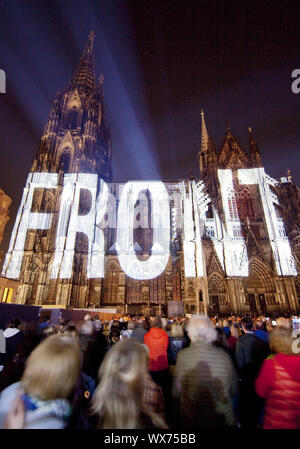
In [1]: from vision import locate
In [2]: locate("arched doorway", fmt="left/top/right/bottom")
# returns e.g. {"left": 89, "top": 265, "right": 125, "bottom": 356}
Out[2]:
{"left": 208, "top": 273, "right": 227, "bottom": 315}
{"left": 243, "top": 258, "right": 277, "bottom": 314}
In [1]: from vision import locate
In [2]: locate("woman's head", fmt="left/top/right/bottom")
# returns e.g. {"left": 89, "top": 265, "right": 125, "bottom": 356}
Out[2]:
{"left": 42, "top": 325, "right": 56, "bottom": 339}
{"left": 108, "top": 328, "right": 121, "bottom": 345}
{"left": 127, "top": 321, "right": 135, "bottom": 331}
{"left": 269, "top": 326, "right": 294, "bottom": 355}
{"left": 64, "top": 324, "right": 79, "bottom": 340}
{"left": 21, "top": 335, "right": 80, "bottom": 401}
{"left": 230, "top": 324, "right": 240, "bottom": 339}
{"left": 92, "top": 339, "right": 149, "bottom": 428}
{"left": 170, "top": 322, "right": 184, "bottom": 338}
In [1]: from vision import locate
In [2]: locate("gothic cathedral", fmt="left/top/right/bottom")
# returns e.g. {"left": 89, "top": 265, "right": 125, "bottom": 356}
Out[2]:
{"left": 2, "top": 33, "right": 300, "bottom": 315}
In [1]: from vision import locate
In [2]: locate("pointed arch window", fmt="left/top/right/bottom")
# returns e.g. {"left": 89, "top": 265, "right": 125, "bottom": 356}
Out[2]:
{"left": 103, "top": 264, "right": 119, "bottom": 303}
{"left": 228, "top": 189, "right": 239, "bottom": 221}
{"left": 237, "top": 186, "right": 255, "bottom": 221}
{"left": 68, "top": 106, "right": 79, "bottom": 129}
{"left": 59, "top": 147, "right": 71, "bottom": 172}
{"left": 228, "top": 182, "right": 255, "bottom": 222}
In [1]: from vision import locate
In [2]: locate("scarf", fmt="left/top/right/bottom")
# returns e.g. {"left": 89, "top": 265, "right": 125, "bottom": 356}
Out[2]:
{"left": 21, "top": 394, "right": 72, "bottom": 421}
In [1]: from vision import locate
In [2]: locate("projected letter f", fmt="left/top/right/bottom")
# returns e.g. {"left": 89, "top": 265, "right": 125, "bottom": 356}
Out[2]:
{"left": 2, "top": 173, "right": 58, "bottom": 279}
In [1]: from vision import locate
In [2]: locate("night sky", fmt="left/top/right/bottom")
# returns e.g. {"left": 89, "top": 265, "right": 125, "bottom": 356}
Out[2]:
{"left": 1, "top": 0, "right": 300, "bottom": 258}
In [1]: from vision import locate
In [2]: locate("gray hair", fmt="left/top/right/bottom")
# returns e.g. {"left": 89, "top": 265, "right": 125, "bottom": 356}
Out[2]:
{"left": 186, "top": 315, "right": 217, "bottom": 344}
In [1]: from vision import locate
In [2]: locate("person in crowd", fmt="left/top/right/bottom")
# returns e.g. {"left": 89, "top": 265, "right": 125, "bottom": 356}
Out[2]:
{"left": 121, "top": 320, "right": 135, "bottom": 339}
{"left": 110, "top": 319, "right": 120, "bottom": 330}
{"left": 144, "top": 317, "right": 169, "bottom": 387}
{"left": 60, "top": 326, "right": 96, "bottom": 429}
{"left": 235, "top": 317, "right": 270, "bottom": 428}
{"left": 167, "top": 322, "right": 188, "bottom": 376}
{"left": 107, "top": 327, "right": 121, "bottom": 349}
{"left": 55, "top": 318, "right": 65, "bottom": 334}
{"left": 2, "top": 318, "right": 24, "bottom": 366}
{"left": 173, "top": 315, "right": 238, "bottom": 428}
{"left": 0, "top": 332, "right": 40, "bottom": 393}
{"left": 214, "top": 327, "right": 230, "bottom": 355}
{"left": 64, "top": 324, "right": 79, "bottom": 341}
{"left": 228, "top": 324, "right": 239, "bottom": 351}
{"left": 91, "top": 338, "right": 167, "bottom": 429}
{"left": 255, "top": 326, "right": 300, "bottom": 428}
{"left": 41, "top": 325, "right": 56, "bottom": 339}
{"left": 165, "top": 322, "right": 172, "bottom": 337}
{"left": 82, "top": 326, "right": 108, "bottom": 382}
{"left": 92, "top": 315, "right": 103, "bottom": 332}
{"left": 276, "top": 317, "right": 291, "bottom": 329}
{"left": 144, "top": 317, "right": 171, "bottom": 423}
{"left": 102, "top": 321, "right": 110, "bottom": 341}
{"left": 254, "top": 319, "right": 269, "bottom": 343}
{"left": 0, "top": 335, "right": 81, "bottom": 429}
{"left": 143, "top": 371, "right": 166, "bottom": 421}
{"left": 79, "top": 319, "right": 94, "bottom": 354}
{"left": 265, "top": 318, "right": 274, "bottom": 333}
{"left": 222, "top": 319, "right": 231, "bottom": 338}
{"left": 38, "top": 315, "right": 50, "bottom": 334}
{"left": 131, "top": 319, "right": 148, "bottom": 344}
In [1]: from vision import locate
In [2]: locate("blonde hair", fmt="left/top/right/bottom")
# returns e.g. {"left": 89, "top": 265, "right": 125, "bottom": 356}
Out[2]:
{"left": 21, "top": 335, "right": 80, "bottom": 401}
{"left": 170, "top": 322, "right": 184, "bottom": 338}
{"left": 91, "top": 339, "right": 167, "bottom": 429}
{"left": 42, "top": 325, "right": 56, "bottom": 338}
{"left": 269, "top": 326, "right": 294, "bottom": 355}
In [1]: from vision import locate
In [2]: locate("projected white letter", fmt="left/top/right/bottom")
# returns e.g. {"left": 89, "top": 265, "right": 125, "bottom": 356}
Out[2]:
{"left": 238, "top": 168, "right": 297, "bottom": 276}
{"left": 218, "top": 169, "right": 249, "bottom": 276}
{"left": 2, "top": 173, "right": 58, "bottom": 278}
{"left": 181, "top": 181, "right": 205, "bottom": 277}
{"left": 52, "top": 174, "right": 99, "bottom": 279}
{"left": 117, "top": 181, "right": 170, "bottom": 280}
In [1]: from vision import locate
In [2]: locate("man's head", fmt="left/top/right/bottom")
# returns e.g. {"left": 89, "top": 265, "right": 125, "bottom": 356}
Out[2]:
{"left": 254, "top": 319, "right": 264, "bottom": 330}
{"left": 150, "top": 317, "right": 163, "bottom": 329}
{"left": 241, "top": 317, "right": 253, "bottom": 333}
{"left": 186, "top": 315, "right": 217, "bottom": 344}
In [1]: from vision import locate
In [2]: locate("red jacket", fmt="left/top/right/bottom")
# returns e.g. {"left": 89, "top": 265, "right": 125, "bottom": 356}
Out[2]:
{"left": 255, "top": 353, "right": 300, "bottom": 429}
{"left": 144, "top": 327, "right": 169, "bottom": 371}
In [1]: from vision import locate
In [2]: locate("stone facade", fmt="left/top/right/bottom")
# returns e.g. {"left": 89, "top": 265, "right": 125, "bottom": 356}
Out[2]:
{"left": 0, "top": 189, "right": 11, "bottom": 246}
{"left": 2, "top": 33, "right": 300, "bottom": 315}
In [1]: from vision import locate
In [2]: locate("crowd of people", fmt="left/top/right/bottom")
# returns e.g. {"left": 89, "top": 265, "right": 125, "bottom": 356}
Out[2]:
{"left": 0, "top": 311, "right": 299, "bottom": 429}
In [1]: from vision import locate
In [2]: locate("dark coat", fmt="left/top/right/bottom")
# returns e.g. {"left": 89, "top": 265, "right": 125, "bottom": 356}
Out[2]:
{"left": 235, "top": 333, "right": 270, "bottom": 383}
{"left": 235, "top": 332, "right": 270, "bottom": 428}
{"left": 167, "top": 337, "right": 188, "bottom": 365}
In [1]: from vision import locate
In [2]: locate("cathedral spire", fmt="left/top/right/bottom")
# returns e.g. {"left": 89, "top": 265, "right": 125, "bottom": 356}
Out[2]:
{"left": 248, "top": 126, "right": 262, "bottom": 167}
{"left": 70, "top": 30, "right": 96, "bottom": 96}
{"left": 198, "top": 110, "right": 217, "bottom": 176}
{"left": 201, "top": 109, "right": 209, "bottom": 153}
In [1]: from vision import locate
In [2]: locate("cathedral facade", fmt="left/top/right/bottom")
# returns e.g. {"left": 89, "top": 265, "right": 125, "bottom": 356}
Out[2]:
{"left": 2, "top": 33, "right": 300, "bottom": 316}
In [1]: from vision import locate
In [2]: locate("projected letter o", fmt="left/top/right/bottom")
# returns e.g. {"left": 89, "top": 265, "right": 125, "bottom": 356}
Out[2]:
{"left": 117, "top": 181, "right": 170, "bottom": 280}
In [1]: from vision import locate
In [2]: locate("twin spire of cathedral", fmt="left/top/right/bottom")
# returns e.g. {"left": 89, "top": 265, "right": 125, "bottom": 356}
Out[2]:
{"left": 199, "top": 110, "right": 262, "bottom": 175}
{"left": 70, "top": 30, "right": 98, "bottom": 96}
